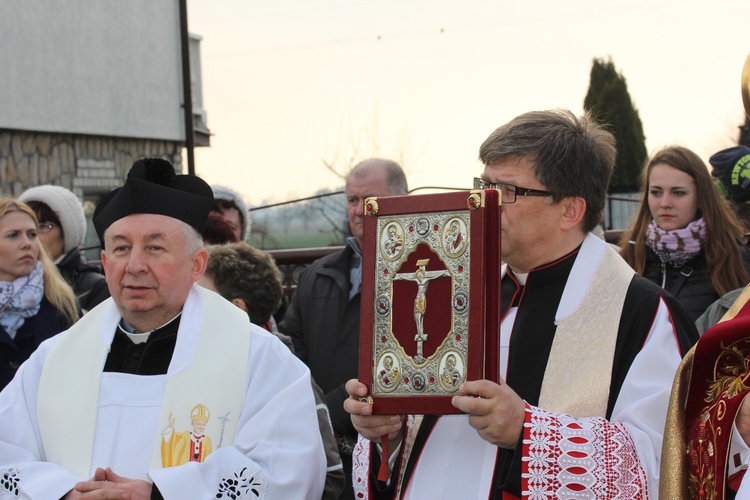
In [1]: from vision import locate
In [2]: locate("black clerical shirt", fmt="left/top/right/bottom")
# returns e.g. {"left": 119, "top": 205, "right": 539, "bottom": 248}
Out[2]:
{"left": 103, "top": 319, "right": 180, "bottom": 375}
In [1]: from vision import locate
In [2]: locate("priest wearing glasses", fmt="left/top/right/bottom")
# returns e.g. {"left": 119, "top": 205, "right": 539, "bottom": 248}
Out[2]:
{"left": 344, "top": 110, "right": 698, "bottom": 499}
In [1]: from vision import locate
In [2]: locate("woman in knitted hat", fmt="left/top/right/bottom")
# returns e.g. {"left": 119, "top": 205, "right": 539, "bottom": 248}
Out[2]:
{"left": 19, "top": 185, "right": 110, "bottom": 312}
{"left": 210, "top": 185, "right": 251, "bottom": 242}
{"left": 619, "top": 146, "right": 750, "bottom": 321}
{"left": 0, "top": 198, "right": 79, "bottom": 390}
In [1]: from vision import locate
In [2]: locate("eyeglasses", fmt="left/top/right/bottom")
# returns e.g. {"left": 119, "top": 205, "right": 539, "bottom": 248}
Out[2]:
{"left": 38, "top": 222, "right": 57, "bottom": 234}
{"left": 473, "top": 177, "right": 553, "bottom": 204}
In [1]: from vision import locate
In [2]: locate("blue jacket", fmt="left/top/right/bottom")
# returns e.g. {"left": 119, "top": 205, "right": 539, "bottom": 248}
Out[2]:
{"left": 0, "top": 296, "right": 75, "bottom": 390}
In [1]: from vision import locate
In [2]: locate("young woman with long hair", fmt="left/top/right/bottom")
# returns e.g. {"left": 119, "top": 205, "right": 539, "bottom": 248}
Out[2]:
{"left": 620, "top": 145, "right": 750, "bottom": 320}
{"left": 0, "top": 198, "right": 79, "bottom": 389}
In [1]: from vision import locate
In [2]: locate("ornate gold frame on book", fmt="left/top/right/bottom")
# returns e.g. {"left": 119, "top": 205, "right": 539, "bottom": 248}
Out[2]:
{"left": 358, "top": 189, "right": 501, "bottom": 414}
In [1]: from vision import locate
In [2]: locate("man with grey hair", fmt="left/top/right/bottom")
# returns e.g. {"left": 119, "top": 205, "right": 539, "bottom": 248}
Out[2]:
{"left": 280, "top": 157, "right": 408, "bottom": 499}
{"left": 345, "top": 111, "right": 698, "bottom": 499}
{"left": 0, "top": 159, "right": 325, "bottom": 499}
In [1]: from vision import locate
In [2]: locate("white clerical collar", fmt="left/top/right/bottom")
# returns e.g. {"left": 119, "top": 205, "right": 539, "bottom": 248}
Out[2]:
{"left": 512, "top": 271, "right": 528, "bottom": 286}
{"left": 118, "top": 312, "right": 182, "bottom": 344}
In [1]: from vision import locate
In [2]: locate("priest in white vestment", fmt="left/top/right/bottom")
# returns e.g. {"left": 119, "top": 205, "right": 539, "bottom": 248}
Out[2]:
{"left": 0, "top": 158, "right": 325, "bottom": 499}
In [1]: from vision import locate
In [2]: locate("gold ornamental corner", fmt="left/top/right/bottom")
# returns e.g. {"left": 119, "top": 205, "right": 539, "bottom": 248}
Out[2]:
{"left": 742, "top": 51, "right": 750, "bottom": 120}
{"left": 365, "top": 197, "right": 379, "bottom": 216}
{"left": 467, "top": 190, "right": 484, "bottom": 210}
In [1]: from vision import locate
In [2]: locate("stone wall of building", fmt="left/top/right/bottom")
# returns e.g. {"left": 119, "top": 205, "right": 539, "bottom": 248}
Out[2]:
{"left": 0, "top": 129, "right": 183, "bottom": 201}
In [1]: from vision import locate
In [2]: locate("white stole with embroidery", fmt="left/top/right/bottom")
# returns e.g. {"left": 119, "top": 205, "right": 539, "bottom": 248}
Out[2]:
{"left": 538, "top": 233, "right": 634, "bottom": 417}
{"left": 37, "top": 286, "right": 251, "bottom": 478}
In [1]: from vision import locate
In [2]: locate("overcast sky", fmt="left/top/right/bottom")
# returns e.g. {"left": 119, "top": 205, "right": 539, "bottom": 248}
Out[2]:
{"left": 187, "top": 0, "right": 750, "bottom": 206}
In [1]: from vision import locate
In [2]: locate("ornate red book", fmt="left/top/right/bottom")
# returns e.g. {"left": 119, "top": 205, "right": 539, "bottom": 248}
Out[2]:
{"left": 358, "top": 189, "right": 501, "bottom": 414}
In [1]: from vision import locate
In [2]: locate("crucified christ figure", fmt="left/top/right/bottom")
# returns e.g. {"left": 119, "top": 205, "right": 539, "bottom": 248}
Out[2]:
{"left": 394, "top": 258, "right": 451, "bottom": 363}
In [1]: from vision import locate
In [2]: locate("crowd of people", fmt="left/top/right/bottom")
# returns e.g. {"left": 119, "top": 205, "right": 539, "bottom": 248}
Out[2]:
{"left": 0, "top": 110, "right": 750, "bottom": 499}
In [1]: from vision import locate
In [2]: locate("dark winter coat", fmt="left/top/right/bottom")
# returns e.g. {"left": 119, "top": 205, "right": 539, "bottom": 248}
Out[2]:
{"left": 0, "top": 296, "right": 75, "bottom": 390}
{"left": 56, "top": 247, "right": 110, "bottom": 312}
{"left": 278, "top": 245, "right": 360, "bottom": 442}
{"left": 278, "top": 245, "right": 361, "bottom": 499}
{"left": 642, "top": 246, "right": 750, "bottom": 321}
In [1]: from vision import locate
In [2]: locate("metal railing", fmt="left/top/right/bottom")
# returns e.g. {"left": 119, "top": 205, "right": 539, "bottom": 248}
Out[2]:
{"left": 267, "top": 229, "right": 626, "bottom": 302}
{"left": 267, "top": 245, "right": 344, "bottom": 298}
{"left": 82, "top": 187, "right": 637, "bottom": 303}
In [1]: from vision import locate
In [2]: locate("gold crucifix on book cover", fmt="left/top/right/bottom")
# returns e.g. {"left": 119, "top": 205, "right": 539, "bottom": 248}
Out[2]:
{"left": 359, "top": 189, "right": 502, "bottom": 415}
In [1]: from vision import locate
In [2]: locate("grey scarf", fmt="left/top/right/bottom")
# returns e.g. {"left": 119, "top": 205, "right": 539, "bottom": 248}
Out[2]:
{"left": 0, "top": 261, "right": 44, "bottom": 339}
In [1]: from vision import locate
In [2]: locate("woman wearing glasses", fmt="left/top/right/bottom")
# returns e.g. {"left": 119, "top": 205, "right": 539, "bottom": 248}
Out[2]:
{"left": 619, "top": 146, "right": 750, "bottom": 321}
{"left": 0, "top": 198, "right": 79, "bottom": 390}
{"left": 19, "top": 185, "right": 109, "bottom": 312}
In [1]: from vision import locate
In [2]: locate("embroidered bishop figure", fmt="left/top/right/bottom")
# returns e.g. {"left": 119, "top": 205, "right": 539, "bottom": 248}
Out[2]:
{"left": 161, "top": 404, "right": 214, "bottom": 467}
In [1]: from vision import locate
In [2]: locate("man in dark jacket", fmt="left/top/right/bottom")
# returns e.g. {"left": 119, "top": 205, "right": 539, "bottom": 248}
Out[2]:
{"left": 279, "top": 158, "right": 408, "bottom": 499}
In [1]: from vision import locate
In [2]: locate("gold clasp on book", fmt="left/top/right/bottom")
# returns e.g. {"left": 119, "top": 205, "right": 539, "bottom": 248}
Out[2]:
{"left": 365, "top": 197, "right": 379, "bottom": 216}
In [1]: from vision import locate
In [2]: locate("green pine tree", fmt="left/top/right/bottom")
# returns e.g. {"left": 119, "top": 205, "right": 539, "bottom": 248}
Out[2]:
{"left": 584, "top": 58, "right": 647, "bottom": 193}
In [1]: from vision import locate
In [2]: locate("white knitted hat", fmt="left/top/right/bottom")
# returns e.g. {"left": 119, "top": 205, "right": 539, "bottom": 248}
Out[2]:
{"left": 211, "top": 184, "right": 251, "bottom": 240}
{"left": 19, "top": 185, "right": 87, "bottom": 253}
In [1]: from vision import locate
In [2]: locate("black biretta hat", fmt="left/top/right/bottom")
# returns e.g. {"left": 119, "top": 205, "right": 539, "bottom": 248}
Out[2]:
{"left": 93, "top": 158, "right": 214, "bottom": 247}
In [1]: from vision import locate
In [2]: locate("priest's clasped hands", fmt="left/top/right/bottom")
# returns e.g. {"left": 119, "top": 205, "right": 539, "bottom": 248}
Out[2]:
{"left": 65, "top": 467, "right": 152, "bottom": 499}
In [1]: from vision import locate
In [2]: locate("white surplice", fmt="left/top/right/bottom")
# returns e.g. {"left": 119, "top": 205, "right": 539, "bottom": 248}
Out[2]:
{"left": 354, "top": 234, "right": 686, "bottom": 499}
{"left": 0, "top": 285, "right": 326, "bottom": 499}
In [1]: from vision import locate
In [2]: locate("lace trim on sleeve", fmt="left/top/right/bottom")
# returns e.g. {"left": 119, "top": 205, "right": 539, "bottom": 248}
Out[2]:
{"left": 522, "top": 404, "right": 648, "bottom": 499}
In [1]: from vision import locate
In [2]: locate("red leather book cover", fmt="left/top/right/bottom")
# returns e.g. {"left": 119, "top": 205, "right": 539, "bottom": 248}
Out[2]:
{"left": 359, "top": 189, "right": 501, "bottom": 414}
